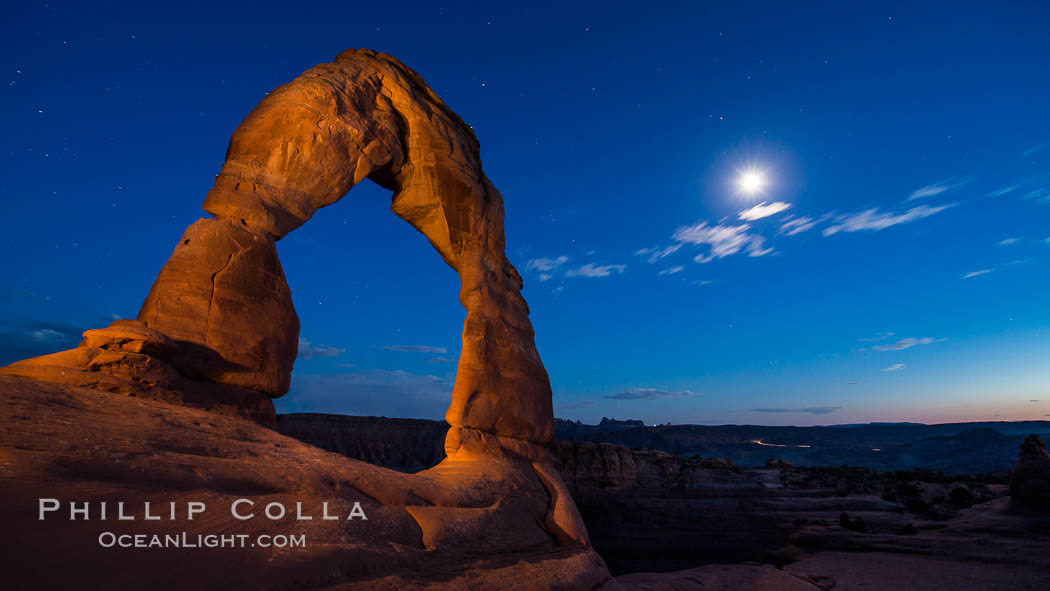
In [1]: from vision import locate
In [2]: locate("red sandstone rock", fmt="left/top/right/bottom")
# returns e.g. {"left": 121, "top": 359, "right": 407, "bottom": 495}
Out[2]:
{"left": 137, "top": 218, "right": 298, "bottom": 394}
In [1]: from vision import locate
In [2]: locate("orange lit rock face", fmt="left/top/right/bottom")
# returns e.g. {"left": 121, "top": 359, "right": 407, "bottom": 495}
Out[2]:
{"left": 2, "top": 48, "right": 554, "bottom": 446}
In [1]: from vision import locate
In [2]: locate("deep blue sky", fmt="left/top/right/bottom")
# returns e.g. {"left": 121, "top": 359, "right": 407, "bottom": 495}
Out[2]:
{"left": 3, "top": 1, "right": 1048, "bottom": 426}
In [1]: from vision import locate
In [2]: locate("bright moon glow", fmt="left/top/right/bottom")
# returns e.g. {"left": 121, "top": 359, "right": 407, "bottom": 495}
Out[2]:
{"left": 736, "top": 169, "right": 767, "bottom": 196}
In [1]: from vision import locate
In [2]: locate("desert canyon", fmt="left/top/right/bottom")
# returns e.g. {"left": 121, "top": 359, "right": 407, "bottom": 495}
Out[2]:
{"left": 1, "top": 50, "right": 1048, "bottom": 590}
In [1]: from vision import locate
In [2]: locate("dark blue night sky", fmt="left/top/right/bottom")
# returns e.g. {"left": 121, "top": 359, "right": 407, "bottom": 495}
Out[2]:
{"left": 3, "top": 1, "right": 1049, "bottom": 425}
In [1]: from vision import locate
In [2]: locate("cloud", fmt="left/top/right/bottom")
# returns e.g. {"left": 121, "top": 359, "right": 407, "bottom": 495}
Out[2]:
{"left": 998, "top": 237, "right": 1019, "bottom": 246}
{"left": 426, "top": 356, "right": 457, "bottom": 364}
{"left": 778, "top": 216, "right": 817, "bottom": 236}
{"left": 961, "top": 269, "right": 994, "bottom": 279}
{"left": 859, "top": 332, "right": 896, "bottom": 342}
{"left": 823, "top": 203, "right": 956, "bottom": 236}
{"left": 382, "top": 344, "right": 448, "bottom": 354}
{"left": 0, "top": 321, "right": 85, "bottom": 366}
{"left": 1020, "top": 142, "right": 1048, "bottom": 158}
{"left": 602, "top": 387, "right": 697, "bottom": 400}
{"left": 873, "top": 337, "right": 937, "bottom": 351}
{"left": 30, "top": 328, "right": 67, "bottom": 343}
{"left": 738, "top": 201, "right": 792, "bottom": 221}
{"left": 297, "top": 338, "right": 345, "bottom": 360}
{"left": 749, "top": 406, "right": 842, "bottom": 415}
{"left": 566, "top": 263, "right": 626, "bottom": 278}
{"left": 556, "top": 400, "right": 596, "bottom": 410}
{"left": 672, "top": 221, "right": 773, "bottom": 262}
{"left": 526, "top": 256, "right": 568, "bottom": 273}
{"left": 881, "top": 363, "right": 906, "bottom": 372}
{"left": 279, "top": 369, "right": 453, "bottom": 419}
{"left": 658, "top": 265, "right": 684, "bottom": 276}
{"left": 538, "top": 273, "right": 553, "bottom": 281}
{"left": 907, "top": 178, "right": 970, "bottom": 201}
{"left": 636, "top": 244, "right": 682, "bottom": 263}
{"left": 987, "top": 186, "right": 1016, "bottom": 197}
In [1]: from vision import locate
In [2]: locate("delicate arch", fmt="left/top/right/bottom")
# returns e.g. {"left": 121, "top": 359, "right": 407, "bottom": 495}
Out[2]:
{"left": 132, "top": 49, "right": 554, "bottom": 444}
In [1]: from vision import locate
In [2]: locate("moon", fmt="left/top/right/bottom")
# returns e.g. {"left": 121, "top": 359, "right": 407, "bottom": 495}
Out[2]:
{"left": 736, "top": 168, "right": 767, "bottom": 196}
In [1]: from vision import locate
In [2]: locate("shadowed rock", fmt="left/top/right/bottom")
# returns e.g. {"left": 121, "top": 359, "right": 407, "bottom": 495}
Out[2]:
{"left": 1009, "top": 434, "right": 1050, "bottom": 507}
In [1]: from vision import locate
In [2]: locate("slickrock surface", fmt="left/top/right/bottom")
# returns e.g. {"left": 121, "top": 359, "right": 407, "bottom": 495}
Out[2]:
{"left": 0, "top": 375, "right": 607, "bottom": 590}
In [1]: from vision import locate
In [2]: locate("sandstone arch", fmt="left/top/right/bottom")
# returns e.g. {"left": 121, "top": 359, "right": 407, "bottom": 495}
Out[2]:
{"left": 0, "top": 49, "right": 606, "bottom": 588}
{"left": 4, "top": 48, "right": 554, "bottom": 445}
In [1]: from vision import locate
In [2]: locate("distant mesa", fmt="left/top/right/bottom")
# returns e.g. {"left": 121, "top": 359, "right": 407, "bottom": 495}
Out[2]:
{"left": 600, "top": 417, "right": 645, "bottom": 427}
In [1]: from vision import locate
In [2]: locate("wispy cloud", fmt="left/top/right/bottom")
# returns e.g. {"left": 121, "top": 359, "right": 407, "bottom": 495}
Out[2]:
{"left": 881, "top": 363, "right": 906, "bottom": 372}
{"left": 998, "top": 237, "right": 1019, "bottom": 246}
{"left": 636, "top": 244, "right": 682, "bottom": 263}
{"left": 778, "top": 215, "right": 817, "bottom": 236}
{"left": 566, "top": 263, "right": 626, "bottom": 278}
{"left": 556, "top": 400, "right": 595, "bottom": 410}
{"left": 961, "top": 269, "right": 994, "bottom": 279}
{"left": 987, "top": 186, "right": 1016, "bottom": 197}
{"left": 526, "top": 256, "right": 568, "bottom": 272}
{"left": 823, "top": 203, "right": 956, "bottom": 236}
{"left": 673, "top": 221, "right": 773, "bottom": 262}
{"left": 873, "top": 337, "right": 937, "bottom": 351}
{"left": 0, "top": 321, "right": 86, "bottom": 366}
{"left": 907, "top": 178, "right": 970, "bottom": 201}
{"left": 29, "top": 328, "right": 67, "bottom": 342}
{"left": 426, "top": 356, "right": 457, "bottom": 364}
{"left": 658, "top": 265, "right": 684, "bottom": 276}
{"left": 859, "top": 332, "right": 896, "bottom": 342}
{"left": 1021, "top": 142, "right": 1049, "bottom": 158}
{"left": 749, "top": 406, "right": 842, "bottom": 415}
{"left": 602, "top": 387, "right": 697, "bottom": 400}
{"left": 297, "top": 338, "right": 345, "bottom": 360}
{"left": 739, "top": 201, "right": 792, "bottom": 221}
{"left": 382, "top": 344, "right": 448, "bottom": 354}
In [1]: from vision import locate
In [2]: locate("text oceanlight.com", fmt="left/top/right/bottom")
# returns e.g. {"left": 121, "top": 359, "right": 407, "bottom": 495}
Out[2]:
{"left": 98, "top": 532, "right": 306, "bottom": 549}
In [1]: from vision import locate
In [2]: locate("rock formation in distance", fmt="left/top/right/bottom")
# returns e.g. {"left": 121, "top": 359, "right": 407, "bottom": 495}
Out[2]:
{"left": 1009, "top": 434, "right": 1050, "bottom": 507}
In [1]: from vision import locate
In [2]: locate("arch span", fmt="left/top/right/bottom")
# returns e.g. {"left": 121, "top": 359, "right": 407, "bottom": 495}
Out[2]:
{"left": 139, "top": 48, "right": 554, "bottom": 444}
